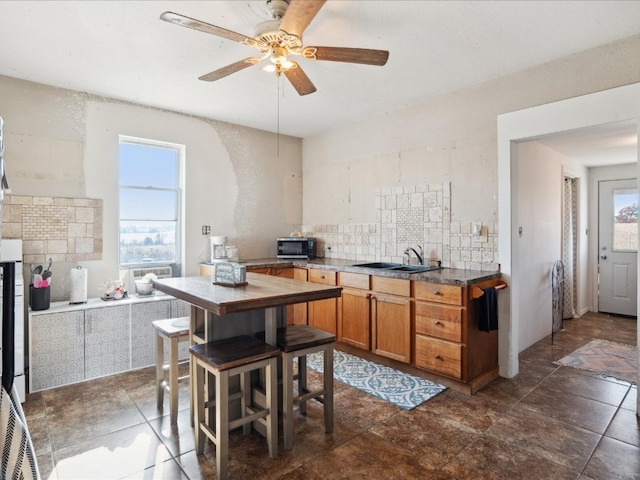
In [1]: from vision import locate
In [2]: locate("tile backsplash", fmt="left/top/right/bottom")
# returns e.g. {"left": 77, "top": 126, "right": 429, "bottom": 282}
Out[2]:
{"left": 1, "top": 194, "right": 103, "bottom": 263}
{"left": 304, "top": 182, "right": 499, "bottom": 271}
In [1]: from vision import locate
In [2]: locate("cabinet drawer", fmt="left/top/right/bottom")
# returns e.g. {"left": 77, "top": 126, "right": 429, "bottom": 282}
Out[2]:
{"left": 248, "top": 267, "right": 271, "bottom": 275}
{"left": 339, "top": 272, "right": 370, "bottom": 290}
{"left": 415, "top": 335, "right": 463, "bottom": 379}
{"left": 415, "top": 302, "right": 463, "bottom": 342}
{"left": 414, "top": 282, "right": 463, "bottom": 305}
{"left": 309, "top": 269, "right": 337, "bottom": 285}
{"left": 371, "top": 276, "right": 410, "bottom": 296}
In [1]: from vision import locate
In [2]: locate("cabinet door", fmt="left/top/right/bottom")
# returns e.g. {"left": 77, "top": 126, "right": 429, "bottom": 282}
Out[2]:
{"left": 291, "top": 268, "right": 308, "bottom": 325}
{"left": 273, "top": 267, "right": 294, "bottom": 279}
{"left": 131, "top": 300, "right": 172, "bottom": 369}
{"left": 30, "top": 311, "right": 85, "bottom": 391}
{"left": 372, "top": 293, "right": 411, "bottom": 363}
{"left": 340, "top": 287, "right": 371, "bottom": 350}
{"left": 308, "top": 269, "right": 337, "bottom": 334}
{"left": 85, "top": 304, "right": 131, "bottom": 379}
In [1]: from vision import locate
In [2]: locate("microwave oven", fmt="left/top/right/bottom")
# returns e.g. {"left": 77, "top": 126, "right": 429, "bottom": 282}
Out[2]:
{"left": 277, "top": 237, "right": 316, "bottom": 259}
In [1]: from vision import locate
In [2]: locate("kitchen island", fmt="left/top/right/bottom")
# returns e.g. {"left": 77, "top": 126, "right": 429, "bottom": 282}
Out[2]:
{"left": 153, "top": 272, "right": 342, "bottom": 345}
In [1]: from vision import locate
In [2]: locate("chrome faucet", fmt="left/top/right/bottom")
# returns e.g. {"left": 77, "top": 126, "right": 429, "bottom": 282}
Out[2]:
{"left": 404, "top": 245, "right": 424, "bottom": 265}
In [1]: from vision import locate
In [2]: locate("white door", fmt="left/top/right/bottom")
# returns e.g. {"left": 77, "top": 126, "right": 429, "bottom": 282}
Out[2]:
{"left": 598, "top": 179, "right": 638, "bottom": 316}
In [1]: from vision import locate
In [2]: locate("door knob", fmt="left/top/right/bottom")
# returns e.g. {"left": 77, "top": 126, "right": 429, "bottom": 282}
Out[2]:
{"left": 600, "top": 255, "right": 607, "bottom": 260}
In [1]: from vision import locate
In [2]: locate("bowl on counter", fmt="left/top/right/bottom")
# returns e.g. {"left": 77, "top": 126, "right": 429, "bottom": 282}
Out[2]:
{"left": 134, "top": 280, "right": 154, "bottom": 296}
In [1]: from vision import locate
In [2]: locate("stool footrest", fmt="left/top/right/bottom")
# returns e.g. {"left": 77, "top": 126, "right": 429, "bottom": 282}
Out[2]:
{"left": 295, "top": 388, "right": 326, "bottom": 405}
{"left": 228, "top": 408, "right": 269, "bottom": 431}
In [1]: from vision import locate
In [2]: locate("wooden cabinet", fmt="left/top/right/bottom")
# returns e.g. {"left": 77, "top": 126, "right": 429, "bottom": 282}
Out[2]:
{"left": 371, "top": 277, "right": 411, "bottom": 364}
{"left": 413, "top": 282, "right": 467, "bottom": 380}
{"left": 308, "top": 269, "right": 338, "bottom": 334}
{"left": 338, "top": 272, "right": 371, "bottom": 350}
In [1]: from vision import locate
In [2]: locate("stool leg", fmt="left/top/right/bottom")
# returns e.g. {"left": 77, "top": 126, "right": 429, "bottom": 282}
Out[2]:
{"left": 298, "top": 355, "right": 307, "bottom": 416}
{"left": 282, "top": 351, "right": 294, "bottom": 450}
{"left": 240, "top": 371, "right": 251, "bottom": 435}
{"left": 323, "top": 345, "right": 334, "bottom": 434}
{"left": 193, "top": 360, "right": 205, "bottom": 454}
{"left": 265, "top": 357, "right": 278, "bottom": 459}
{"left": 216, "top": 370, "right": 230, "bottom": 480}
{"left": 169, "top": 336, "right": 179, "bottom": 424}
{"left": 155, "top": 333, "right": 164, "bottom": 410}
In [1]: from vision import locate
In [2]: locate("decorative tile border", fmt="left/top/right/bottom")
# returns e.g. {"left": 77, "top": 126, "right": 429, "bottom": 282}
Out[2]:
{"left": 1, "top": 194, "right": 103, "bottom": 263}
{"left": 305, "top": 182, "right": 499, "bottom": 272}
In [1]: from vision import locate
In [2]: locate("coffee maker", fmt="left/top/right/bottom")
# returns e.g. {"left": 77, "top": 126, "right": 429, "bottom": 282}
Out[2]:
{"left": 210, "top": 236, "right": 228, "bottom": 262}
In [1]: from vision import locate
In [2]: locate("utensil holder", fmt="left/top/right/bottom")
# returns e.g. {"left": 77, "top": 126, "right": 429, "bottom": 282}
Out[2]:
{"left": 30, "top": 285, "right": 50, "bottom": 311}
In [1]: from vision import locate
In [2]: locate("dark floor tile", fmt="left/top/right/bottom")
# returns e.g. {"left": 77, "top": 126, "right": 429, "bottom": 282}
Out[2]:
{"left": 605, "top": 408, "right": 640, "bottom": 447}
{"left": 41, "top": 375, "right": 125, "bottom": 414}
{"left": 45, "top": 390, "right": 146, "bottom": 451}
{"left": 442, "top": 435, "right": 580, "bottom": 480}
{"left": 370, "top": 407, "right": 478, "bottom": 469}
{"left": 51, "top": 422, "right": 173, "bottom": 479}
{"left": 25, "top": 411, "right": 50, "bottom": 458}
{"left": 620, "top": 386, "right": 637, "bottom": 412}
{"left": 542, "top": 366, "right": 630, "bottom": 406}
{"left": 303, "top": 431, "right": 436, "bottom": 479}
{"left": 583, "top": 436, "right": 640, "bottom": 480}
{"left": 487, "top": 406, "right": 600, "bottom": 471}
{"left": 519, "top": 384, "right": 617, "bottom": 434}
{"left": 147, "top": 408, "right": 196, "bottom": 458}
{"left": 413, "top": 388, "right": 507, "bottom": 433}
{"left": 333, "top": 384, "right": 401, "bottom": 429}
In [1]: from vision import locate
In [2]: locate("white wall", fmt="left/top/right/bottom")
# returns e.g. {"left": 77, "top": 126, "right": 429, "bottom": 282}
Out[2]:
{"left": 0, "top": 75, "right": 303, "bottom": 300}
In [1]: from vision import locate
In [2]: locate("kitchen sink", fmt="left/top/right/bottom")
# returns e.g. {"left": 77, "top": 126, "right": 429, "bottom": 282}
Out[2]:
{"left": 350, "top": 262, "right": 403, "bottom": 269}
{"left": 389, "top": 265, "right": 441, "bottom": 273}
{"left": 349, "top": 263, "right": 442, "bottom": 274}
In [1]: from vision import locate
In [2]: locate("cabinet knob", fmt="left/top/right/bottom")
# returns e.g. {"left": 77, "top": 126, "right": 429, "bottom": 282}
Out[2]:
{"left": 433, "top": 290, "right": 441, "bottom": 296}
{"left": 434, "top": 354, "right": 443, "bottom": 360}
{"left": 434, "top": 320, "right": 442, "bottom": 326}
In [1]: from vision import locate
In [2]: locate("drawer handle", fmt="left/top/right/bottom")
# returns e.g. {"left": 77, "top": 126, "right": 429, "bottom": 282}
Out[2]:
{"left": 434, "top": 320, "right": 442, "bottom": 326}
{"left": 434, "top": 354, "right": 443, "bottom": 360}
{"left": 433, "top": 290, "right": 441, "bottom": 296}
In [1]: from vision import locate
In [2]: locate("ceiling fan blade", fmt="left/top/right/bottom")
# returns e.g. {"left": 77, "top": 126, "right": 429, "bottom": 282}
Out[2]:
{"left": 160, "top": 11, "right": 251, "bottom": 43}
{"left": 198, "top": 58, "right": 260, "bottom": 82}
{"left": 305, "top": 46, "right": 389, "bottom": 66}
{"left": 284, "top": 63, "right": 317, "bottom": 96}
{"left": 279, "top": 0, "right": 327, "bottom": 38}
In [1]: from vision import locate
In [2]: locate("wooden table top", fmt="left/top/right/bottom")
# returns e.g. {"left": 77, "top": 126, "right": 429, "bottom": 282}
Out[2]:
{"left": 153, "top": 273, "right": 342, "bottom": 316}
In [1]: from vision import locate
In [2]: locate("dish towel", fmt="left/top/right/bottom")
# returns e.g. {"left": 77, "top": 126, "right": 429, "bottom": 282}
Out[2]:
{"left": 478, "top": 286, "right": 499, "bottom": 332}
{"left": 0, "top": 384, "right": 40, "bottom": 480}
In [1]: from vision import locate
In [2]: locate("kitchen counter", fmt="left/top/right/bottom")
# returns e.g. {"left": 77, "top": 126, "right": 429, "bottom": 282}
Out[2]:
{"left": 201, "top": 258, "right": 501, "bottom": 286}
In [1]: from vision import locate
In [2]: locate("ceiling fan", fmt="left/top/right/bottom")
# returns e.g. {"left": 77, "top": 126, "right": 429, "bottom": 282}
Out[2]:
{"left": 160, "top": 0, "right": 389, "bottom": 96}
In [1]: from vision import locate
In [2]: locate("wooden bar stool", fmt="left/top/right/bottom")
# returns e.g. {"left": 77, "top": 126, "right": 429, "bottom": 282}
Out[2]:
{"left": 279, "top": 325, "right": 335, "bottom": 450}
{"left": 190, "top": 335, "right": 279, "bottom": 480}
{"left": 152, "top": 316, "right": 190, "bottom": 424}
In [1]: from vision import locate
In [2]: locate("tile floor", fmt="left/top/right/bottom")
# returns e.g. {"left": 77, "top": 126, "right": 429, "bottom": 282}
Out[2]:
{"left": 23, "top": 312, "right": 638, "bottom": 479}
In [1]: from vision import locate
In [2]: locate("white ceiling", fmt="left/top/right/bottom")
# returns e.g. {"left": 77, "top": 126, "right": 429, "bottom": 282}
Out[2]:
{"left": 0, "top": 0, "right": 639, "bottom": 164}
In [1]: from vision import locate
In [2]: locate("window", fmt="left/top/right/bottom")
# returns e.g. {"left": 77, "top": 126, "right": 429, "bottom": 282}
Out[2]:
{"left": 118, "top": 136, "right": 183, "bottom": 266}
{"left": 612, "top": 187, "right": 638, "bottom": 252}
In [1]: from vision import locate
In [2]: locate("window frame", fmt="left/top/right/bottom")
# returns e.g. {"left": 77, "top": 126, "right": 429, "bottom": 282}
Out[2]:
{"left": 118, "top": 135, "right": 185, "bottom": 268}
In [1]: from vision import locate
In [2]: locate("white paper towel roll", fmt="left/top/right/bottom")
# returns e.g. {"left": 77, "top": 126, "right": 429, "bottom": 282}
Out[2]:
{"left": 70, "top": 267, "right": 88, "bottom": 304}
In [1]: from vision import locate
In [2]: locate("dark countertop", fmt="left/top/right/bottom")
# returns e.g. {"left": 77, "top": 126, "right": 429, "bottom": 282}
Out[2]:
{"left": 201, "top": 258, "right": 501, "bottom": 287}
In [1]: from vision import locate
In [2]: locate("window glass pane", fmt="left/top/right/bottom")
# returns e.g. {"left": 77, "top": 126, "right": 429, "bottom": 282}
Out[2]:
{"left": 612, "top": 188, "right": 638, "bottom": 252}
{"left": 119, "top": 188, "right": 177, "bottom": 221}
{"left": 119, "top": 142, "right": 178, "bottom": 188}
{"left": 120, "top": 221, "right": 177, "bottom": 264}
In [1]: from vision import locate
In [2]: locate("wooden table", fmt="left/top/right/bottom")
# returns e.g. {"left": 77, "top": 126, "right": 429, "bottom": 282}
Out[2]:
{"left": 153, "top": 272, "right": 342, "bottom": 431}
{"left": 153, "top": 272, "right": 342, "bottom": 346}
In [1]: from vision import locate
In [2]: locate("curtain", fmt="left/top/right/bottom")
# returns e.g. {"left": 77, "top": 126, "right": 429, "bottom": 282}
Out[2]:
{"left": 562, "top": 177, "right": 577, "bottom": 319}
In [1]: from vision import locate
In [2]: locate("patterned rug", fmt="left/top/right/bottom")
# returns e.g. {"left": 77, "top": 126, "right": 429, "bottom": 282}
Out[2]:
{"left": 555, "top": 339, "right": 637, "bottom": 384}
{"left": 304, "top": 350, "right": 446, "bottom": 410}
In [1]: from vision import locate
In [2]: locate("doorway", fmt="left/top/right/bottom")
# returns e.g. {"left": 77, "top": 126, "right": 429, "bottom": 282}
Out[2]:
{"left": 598, "top": 178, "right": 638, "bottom": 316}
